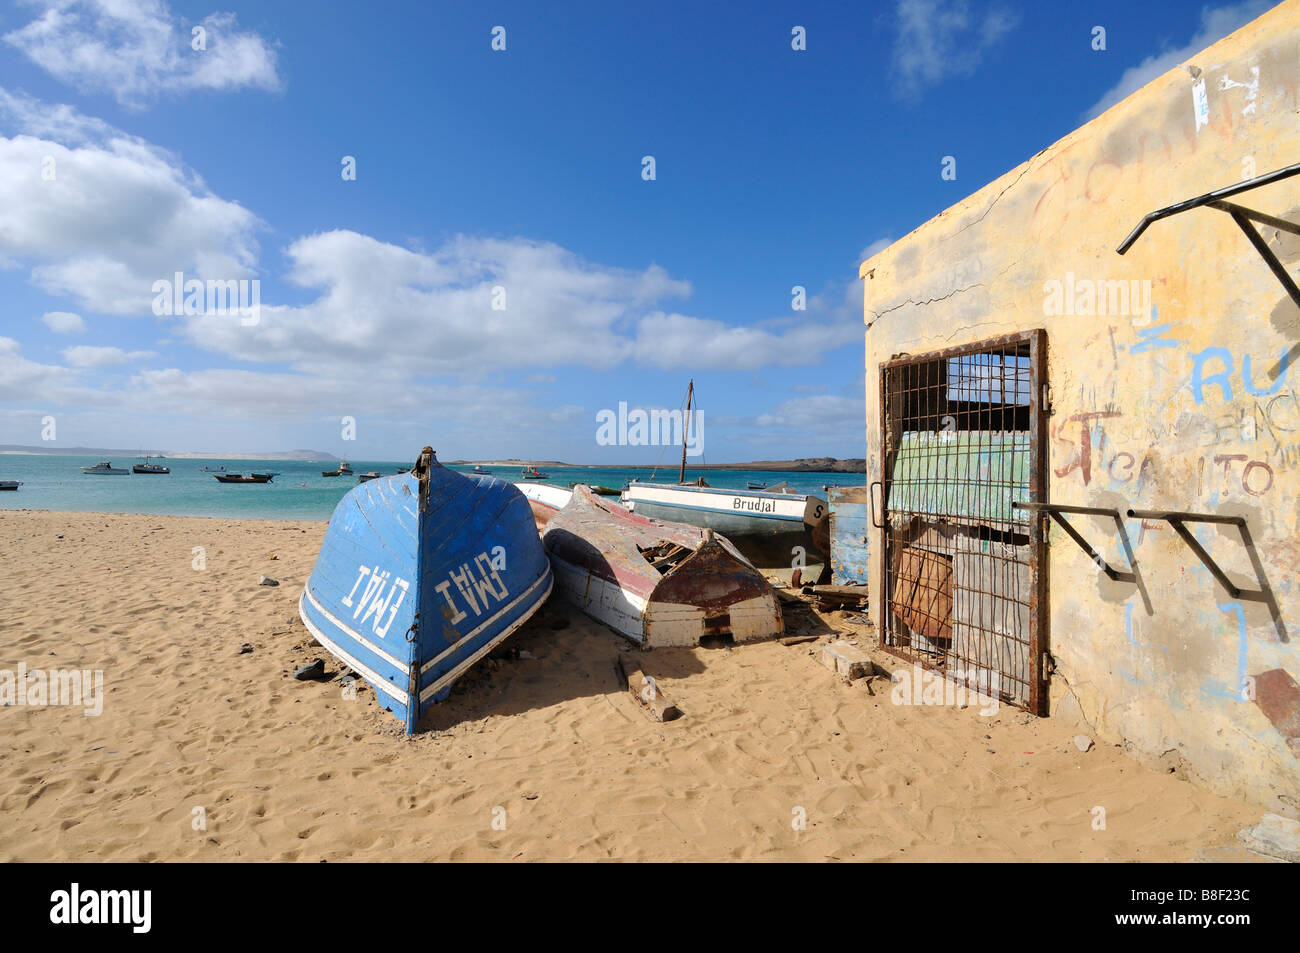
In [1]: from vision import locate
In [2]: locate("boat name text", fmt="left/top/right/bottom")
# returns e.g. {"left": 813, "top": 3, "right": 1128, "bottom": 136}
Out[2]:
{"left": 434, "top": 552, "right": 511, "bottom": 626}
{"left": 341, "top": 565, "right": 411, "bottom": 638}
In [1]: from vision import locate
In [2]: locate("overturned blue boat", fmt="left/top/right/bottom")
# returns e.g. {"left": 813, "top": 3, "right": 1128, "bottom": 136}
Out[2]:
{"left": 299, "top": 446, "right": 553, "bottom": 732}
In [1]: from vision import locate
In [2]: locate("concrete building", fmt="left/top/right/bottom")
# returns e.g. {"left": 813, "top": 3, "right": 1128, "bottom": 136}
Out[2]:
{"left": 859, "top": 1, "right": 1299, "bottom": 814}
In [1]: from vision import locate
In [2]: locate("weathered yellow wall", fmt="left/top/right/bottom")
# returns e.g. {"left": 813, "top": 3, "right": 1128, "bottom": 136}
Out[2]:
{"left": 860, "top": 2, "right": 1300, "bottom": 814}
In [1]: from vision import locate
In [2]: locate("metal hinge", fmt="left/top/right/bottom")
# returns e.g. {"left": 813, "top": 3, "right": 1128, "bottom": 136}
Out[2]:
{"left": 1041, "top": 383, "right": 1052, "bottom": 413}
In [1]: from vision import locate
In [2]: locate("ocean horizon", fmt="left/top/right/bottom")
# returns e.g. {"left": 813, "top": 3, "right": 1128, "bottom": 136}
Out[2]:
{"left": 0, "top": 453, "right": 858, "bottom": 521}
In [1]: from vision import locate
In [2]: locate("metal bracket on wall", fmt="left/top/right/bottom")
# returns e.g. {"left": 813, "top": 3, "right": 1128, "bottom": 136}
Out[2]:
{"left": 1116, "top": 162, "right": 1300, "bottom": 311}
{"left": 1012, "top": 502, "right": 1125, "bottom": 579}
{"left": 1125, "top": 509, "right": 1259, "bottom": 600}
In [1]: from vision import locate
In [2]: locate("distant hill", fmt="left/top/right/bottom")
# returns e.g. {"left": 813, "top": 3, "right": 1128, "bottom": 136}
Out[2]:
{"left": 0, "top": 445, "right": 336, "bottom": 461}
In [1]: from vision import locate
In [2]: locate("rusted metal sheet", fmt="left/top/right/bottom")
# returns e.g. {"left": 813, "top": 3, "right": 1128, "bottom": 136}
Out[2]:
{"left": 892, "top": 546, "right": 953, "bottom": 643}
{"left": 827, "top": 485, "right": 870, "bottom": 584}
{"left": 543, "top": 485, "right": 784, "bottom": 647}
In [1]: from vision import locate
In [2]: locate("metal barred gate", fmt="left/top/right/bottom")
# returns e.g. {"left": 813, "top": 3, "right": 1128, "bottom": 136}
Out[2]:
{"left": 875, "top": 331, "right": 1048, "bottom": 714}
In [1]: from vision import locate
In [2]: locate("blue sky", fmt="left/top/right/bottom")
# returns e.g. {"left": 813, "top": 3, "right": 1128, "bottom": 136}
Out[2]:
{"left": 0, "top": 0, "right": 1275, "bottom": 462}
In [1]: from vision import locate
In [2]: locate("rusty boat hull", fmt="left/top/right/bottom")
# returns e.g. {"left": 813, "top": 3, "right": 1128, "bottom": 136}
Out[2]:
{"left": 542, "top": 485, "right": 783, "bottom": 647}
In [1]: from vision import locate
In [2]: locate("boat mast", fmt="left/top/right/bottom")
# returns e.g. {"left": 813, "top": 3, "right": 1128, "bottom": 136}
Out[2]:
{"left": 678, "top": 379, "right": 693, "bottom": 484}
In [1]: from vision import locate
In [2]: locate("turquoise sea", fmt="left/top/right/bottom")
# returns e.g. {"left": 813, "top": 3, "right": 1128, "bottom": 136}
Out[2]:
{"left": 0, "top": 454, "right": 860, "bottom": 522}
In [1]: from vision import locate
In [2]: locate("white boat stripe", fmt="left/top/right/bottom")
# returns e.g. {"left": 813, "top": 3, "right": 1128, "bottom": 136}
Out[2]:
{"left": 419, "top": 568, "right": 553, "bottom": 676}
{"left": 303, "top": 585, "right": 411, "bottom": 672}
{"left": 419, "top": 570, "right": 553, "bottom": 703}
{"left": 298, "top": 590, "right": 410, "bottom": 706}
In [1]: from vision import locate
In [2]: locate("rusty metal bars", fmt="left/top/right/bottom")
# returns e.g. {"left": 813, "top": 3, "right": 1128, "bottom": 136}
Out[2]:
{"left": 878, "top": 332, "right": 1046, "bottom": 712}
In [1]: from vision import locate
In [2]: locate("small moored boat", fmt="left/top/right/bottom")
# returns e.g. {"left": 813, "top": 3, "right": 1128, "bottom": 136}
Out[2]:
{"left": 322, "top": 461, "right": 353, "bottom": 477}
{"left": 473, "top": 465, "right": 487, "bottom": 473}
{"left": 543, "top": 485, "right": 783, "bottom": 647}
{"left": 520, "top": 465, "right": 548, "bottom": 480}
{"left": 81, "top": 461, "right": 129, "bottom": 475}
{"left": 746, "top": 480, "right": 767, "bottom": 490}
{"left": 133, "top": 456, "right": 170, "bottom": 474}
{"left": 213, "top": 473, "right": 274, "bottom": 483}
{"left": 299, "top": 447, "right": 553, "bottom": 732}
{"left": 0, "top": 481, "right": 21, "bottom": 491}
{"left": 357, "top": 471, "right": 381, "bottom": 482}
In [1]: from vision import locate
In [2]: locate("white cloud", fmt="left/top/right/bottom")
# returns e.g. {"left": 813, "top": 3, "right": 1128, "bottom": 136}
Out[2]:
{"left": 176, "top": 230, "right": 858, "bottom": 374}
{"left": 61, "top": 344, "right": 156, "bottom": 367}
{"left": 892, "top": 0, "right": 1019, "bottom": 99}
{"left": 0, "top": 336, "right": 77, "bottom": 401}
{"left": 756, "top": 394, "right": 866, "bottom": 432}
{"left": 1083, "top": 2, "right": 1271, "bottom": 120}
{"left": 126, "top": 367, "right": 571, "bottom": 434}
{"left": 41, "top": 310, "right": 85, "bottom": 333}
{"left": 631, "top": 311, "right": 860, "bottom": 372}
{"left": 859, "top": 237, "right": 895, "bottom": 263}
{"left": 4, "top": 0, "right": 281, "bottom": 109}
{"left": 0, "top": 90, "right": 261, "bottom": 315}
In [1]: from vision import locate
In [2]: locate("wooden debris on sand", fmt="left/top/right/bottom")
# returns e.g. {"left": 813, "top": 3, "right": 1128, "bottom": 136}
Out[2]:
{"left": 616, "top": 654, "right": 681, "bottom": 722}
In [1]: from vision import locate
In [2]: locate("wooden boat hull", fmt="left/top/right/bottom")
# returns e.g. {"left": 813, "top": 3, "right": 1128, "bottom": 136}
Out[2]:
{"left": 213, "top": 474, "right": 271, "bottom": 483}
{"left": 621, "top": 482, "right": 828, "bottom": 567}
{"left": 300, "top": 448, "right": 552, "bottom": 732}
{"left": 515, "top": 482, "right": 573, "bottom": 532}
{"left": 543, "top": 486, "right": 783, "bottom": 647}
{"left": 0, "top": 482, "right": 20, "bottom": 490}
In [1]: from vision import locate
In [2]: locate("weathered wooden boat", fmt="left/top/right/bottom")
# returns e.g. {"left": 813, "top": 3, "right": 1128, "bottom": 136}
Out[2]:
{"left": 357, "top": 471, "right": 381, "bottom": 482}
{"left": 132, "top": 456, "right": 170, "bottom": 474}
{"left": 568, "top": 482, "right": 621, "bottom": 496}
{"left": 617, "top": 379, "right": 827, "bottom": 566}
{"left": 0, "top": 481, "right": 21, "bottom": 491}
{"left": 213, "top": 473, "right": 273, "bottom": 483}
{"left": 620, "top": 481, "right": 827, "bottom": 564}
{"left": 299, "top": 447, "right": 553, "bottom": 732}
{"left": 322, "top": 461, "right": 353, "bottom": 477}
{"left": 516, "top": 482, "right": 573, "bottom": 531}
{"left": 542, "top": 485, "right": 783, "bottom": 647}
{"left": 746, "top": 480, "right": 767, "bottom": 490}
{"left": 81, "top": 461, "right": 128, "bottom": 475}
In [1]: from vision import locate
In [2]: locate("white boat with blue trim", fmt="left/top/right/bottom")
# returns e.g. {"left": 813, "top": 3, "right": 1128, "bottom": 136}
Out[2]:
{"left": 299, "top": 446, "right": 553, "bottom": 733}
{"left": 616, "top": 379, "right": 829, "bottom": 564}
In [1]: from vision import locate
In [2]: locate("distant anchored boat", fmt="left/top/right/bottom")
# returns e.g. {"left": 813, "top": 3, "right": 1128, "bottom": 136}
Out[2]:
{"left": 299, "top": 447, "right": 553, "bottom": 732}
{"left": 543, "top": 485, "right": 783, "bottom": 647}
{"left": 133, "top": 456, "right": 170, "bottom": 474}
{"left": 81, "top": 461, "right": 129, "bottom": 475}
{"left": 357, "top": 471, "right": 382, "bottom": 482}
{"left": 213, "top": 473, "right": 274, "bottom": 483}
{"left": 520, "top": 465, "right": 548, "bottom": 480}
{"left": 0, "top": 481, "right": 21, "bottom": 491}
{"left": 322, "top": 461, "right": 353, "bottom": 477}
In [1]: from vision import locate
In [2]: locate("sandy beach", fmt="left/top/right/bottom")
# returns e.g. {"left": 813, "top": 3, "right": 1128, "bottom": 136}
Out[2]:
{"left": 0, "top": 509, "right": 1264, "bottom": 862}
